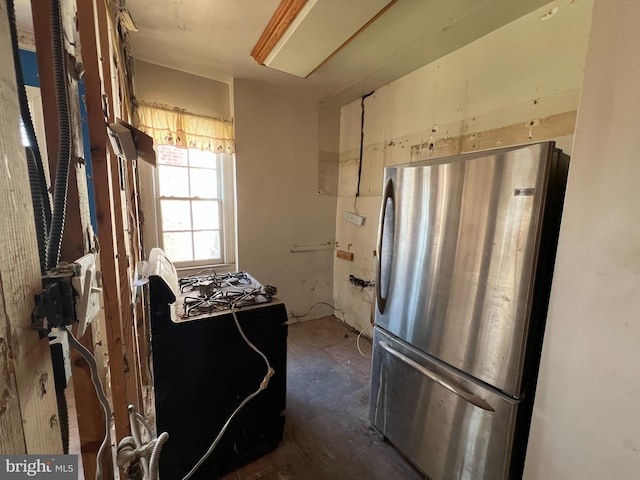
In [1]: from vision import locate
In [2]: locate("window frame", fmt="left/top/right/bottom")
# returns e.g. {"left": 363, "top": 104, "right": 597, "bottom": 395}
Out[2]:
{"left": 144, "top": 144, "right": 236, "bottom": 273}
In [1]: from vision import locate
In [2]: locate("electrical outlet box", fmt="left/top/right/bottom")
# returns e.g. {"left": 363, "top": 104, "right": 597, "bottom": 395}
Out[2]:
{"left": 344, "top": 211, "right": 365, "bottom": 226}
{"left": 107, "top": 122, "right": 138, "bottom": 161}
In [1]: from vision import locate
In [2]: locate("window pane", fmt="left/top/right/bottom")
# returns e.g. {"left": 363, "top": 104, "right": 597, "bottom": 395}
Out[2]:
{"left": 157, "top": 145, "right": 188, "bottom": 166}
{"left": 192, "top": 200, "right": 219, "bottom": 230}
{"left": 190, "top": 168, "right": 218, "bottom": 198}
{"left": 189, "top": 148, "right": 217, "bottom": 169}
{"left": 193, "top": 231, "right": 220, "bottom": 261}
{"left": 152, "top": 145, "right": 232, "bottom": 267}
{"left": 158, "top": 165, "right": 189, "bottom": 197}
{"left": 160, "top": 199, "right": 191, "bottom": 231}
{"left": 163, "top": 232, "right": 193, "bottom": 262}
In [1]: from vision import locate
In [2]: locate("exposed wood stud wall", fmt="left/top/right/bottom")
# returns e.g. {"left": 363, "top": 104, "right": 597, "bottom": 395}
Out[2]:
{"left": 8, "top": 0, "right": 149, "bottom": 478}
{"left": 74, "top": 0, "right": 122, "bottom": 476}
{"left": 95, "top": 0, "right": 141, "bottom": 440}
{"left": 0, "top": 0, "right": 62, "bottom": 454}
{"left": 105, "top": 0, "right": 145, "bottom": 415}
{"left": 124, "top": 158, "right": 147, "bottom": 410}
{"left": 78, "top": 0, "right": 130, "bottom": 449}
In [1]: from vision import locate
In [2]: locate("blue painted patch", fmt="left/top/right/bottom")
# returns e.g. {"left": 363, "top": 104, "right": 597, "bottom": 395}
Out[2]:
{"left": 19, "top": 49, "right": 39, "bottom": 87}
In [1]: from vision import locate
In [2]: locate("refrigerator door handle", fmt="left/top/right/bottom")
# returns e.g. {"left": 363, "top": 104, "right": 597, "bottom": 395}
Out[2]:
{"left": 379, "top": 341, "right": 496, "bottom": 412}
{"left": 376, "top": 179, "right": 395, "bottom": 314}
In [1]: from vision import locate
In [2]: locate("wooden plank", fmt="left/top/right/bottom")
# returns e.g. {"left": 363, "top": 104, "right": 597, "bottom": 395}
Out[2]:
{"left": 69, "top": 323, "right": 113, "bottom": 480}
{"left": 0, "top": 332, "right": 24, "bottom": 454}
{"left": 411, "top": 110, "right": 578, "bottom": 160}
{"left": 114, "top": 38, "right": 144, "bottom": 410}
{"left": 99, "top": 0, "right": 140, "bottom": 418}
{"left": 77, "top": 0, "right": 130, "bottom": 449}
{"left": 104, "top": 4, "right": 148, "bottom": 412}
{"left": 0, "top": 0, "right": 61, "bottom": 453}
{"left": 100, "top": 0, "right": 144, "bottom": 415}
{"left": 250, "top": 0, "right": 308, "bottom": 64}
{"left": 129, "top": 160, "right": 151, "bottom": 400}
{"left": 337, "top": 250, "right": 355, "bottom": 261}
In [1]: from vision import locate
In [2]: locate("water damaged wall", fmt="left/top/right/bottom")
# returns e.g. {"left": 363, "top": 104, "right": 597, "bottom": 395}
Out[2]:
{"left": 334, "top": 0, "right": 594, "bottom": 334}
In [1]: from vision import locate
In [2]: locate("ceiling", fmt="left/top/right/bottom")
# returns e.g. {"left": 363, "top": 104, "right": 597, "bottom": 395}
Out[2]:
{"left": 18, "top": 0, "right": 551, "bottom": 107}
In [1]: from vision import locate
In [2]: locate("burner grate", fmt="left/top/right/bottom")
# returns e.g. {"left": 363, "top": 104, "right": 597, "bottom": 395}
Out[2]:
{"left": 176, "top": 272, "right": 276, "bottom": 319}
{"left": 179, "top": 271, "right": 252, "bottom": 293}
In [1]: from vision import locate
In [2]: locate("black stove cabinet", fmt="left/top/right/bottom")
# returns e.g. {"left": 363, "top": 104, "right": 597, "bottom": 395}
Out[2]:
{"left": 148, "top": 255, "right": 287, "bottom": 480}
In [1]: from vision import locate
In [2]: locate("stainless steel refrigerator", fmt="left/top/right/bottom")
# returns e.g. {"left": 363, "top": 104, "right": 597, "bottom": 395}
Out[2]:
{"left": 369, "top": 141, "right": 569, "bottom": 480}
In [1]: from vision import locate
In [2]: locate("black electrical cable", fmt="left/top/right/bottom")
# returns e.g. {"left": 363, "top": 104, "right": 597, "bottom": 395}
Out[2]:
{"left": 349, "top": 274, "right": 374, "bottom": 288}
{"left": 56, "top": 389, "right": 70, "bottom": 454}
{"left": 45, "top": 0, "right": 73, "bottom": 271}
{"left": 355, "top": 90, "right": 375, "bottom": 198}
{"left": 6, "top": 0, "right": 50, "bottom": 273}
{"left": 25, "top": 146, "right": 48, "bottom": 272}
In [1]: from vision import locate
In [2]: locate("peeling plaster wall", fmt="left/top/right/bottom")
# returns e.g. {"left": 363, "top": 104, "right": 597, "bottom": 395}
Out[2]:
{"left": 335, "top": 0, "right": 593, "bottom": 335}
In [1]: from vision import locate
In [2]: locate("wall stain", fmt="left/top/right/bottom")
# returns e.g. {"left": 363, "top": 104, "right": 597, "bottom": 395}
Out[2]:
{"left": 624, "top": 440, "right": 640, "bottom": 453}
{"left": 39, "top": 373, "right": 48, "bottom": 397}
{"left": 0, "top": 388, "right": 10, "bottom": 417}
{"left": 1, "top": 338, "right": 15, "bottom": 415}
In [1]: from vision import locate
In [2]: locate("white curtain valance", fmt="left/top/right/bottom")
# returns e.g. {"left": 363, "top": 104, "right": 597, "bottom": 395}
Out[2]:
{"left": 135, "top": 103, "right": 235, "bottom": 154}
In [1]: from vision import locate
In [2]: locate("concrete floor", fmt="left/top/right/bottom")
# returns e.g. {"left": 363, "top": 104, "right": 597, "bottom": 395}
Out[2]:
{"left": 221, "top": 316, "right": 424, "bottom": 480}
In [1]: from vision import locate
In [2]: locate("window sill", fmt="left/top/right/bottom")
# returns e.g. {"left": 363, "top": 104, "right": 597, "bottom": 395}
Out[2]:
{"left": 175, "top": 263, "right": 238, "bottom": 278}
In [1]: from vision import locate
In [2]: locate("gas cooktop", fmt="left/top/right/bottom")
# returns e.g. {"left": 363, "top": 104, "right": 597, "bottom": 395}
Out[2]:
{"left": 174, "top": 271, "right": 276, "bottom": 320}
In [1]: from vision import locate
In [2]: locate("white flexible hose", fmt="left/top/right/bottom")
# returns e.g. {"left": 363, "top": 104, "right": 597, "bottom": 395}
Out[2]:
{"left": 135, "top": 411, "right": 155, "bottom": 439}
{"left": 128, "top": 405, "right": 148, "bottom": 478}
{"left": 148, "top": 432, "right": 169, "bottom": 480}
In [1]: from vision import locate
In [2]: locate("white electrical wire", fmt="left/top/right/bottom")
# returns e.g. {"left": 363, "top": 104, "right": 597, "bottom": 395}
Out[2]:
{"left": 128, "top": 405, "right": 149, "bottom": 478}
{"left": 62, "top": 326, "right": 112, "bottom": 480}
{"left": 289, "top": 301, "right": 348, "bottom": 326}
{"left": 289, "top": 301, "right": 342, "bottom": 318}
{"left": 134, "top": 410, "right": 154, "bottom": 439}
{"left": 356, "top": 323, "right": 375, "bottom": 359}
{"left": 179, "top": 292, "right": 274, "bottom": 480}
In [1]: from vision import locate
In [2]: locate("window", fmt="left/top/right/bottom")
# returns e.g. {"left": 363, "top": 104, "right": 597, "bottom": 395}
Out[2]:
{"left": 135, "top": 103, "right": 236, "bottom": 271}
{"left": 154, "top": 144, "right": 235, "bottom": 269}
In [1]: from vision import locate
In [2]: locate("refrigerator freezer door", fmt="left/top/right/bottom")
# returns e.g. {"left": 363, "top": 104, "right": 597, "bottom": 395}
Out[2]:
{"left": 376, "top": 142, "right": 554, "bottom": 396}
{"left": 370, "top": 328, "right": 518, "bottom": 480}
